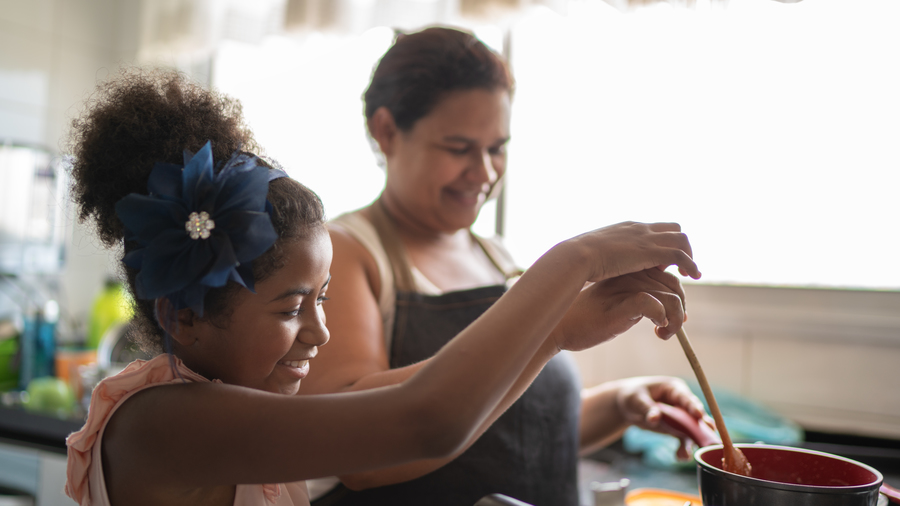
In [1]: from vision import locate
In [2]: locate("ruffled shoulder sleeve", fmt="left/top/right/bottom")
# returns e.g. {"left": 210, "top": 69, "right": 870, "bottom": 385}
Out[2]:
{"left": 65, "top": 355, "right": 209, "bottom": 506}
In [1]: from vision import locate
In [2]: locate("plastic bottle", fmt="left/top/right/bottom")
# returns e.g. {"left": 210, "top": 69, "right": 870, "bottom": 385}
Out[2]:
{"left": 18, "top": 300, "right": 59, "bottom": 388}
{"left": 18, "top": 307, "right": 36, "bottom": 390}
{"left": 34, "top": 300, "right": 58, "bottom": 378}
{"left": 86, "top": 279, "right": 133, "bottom": 350}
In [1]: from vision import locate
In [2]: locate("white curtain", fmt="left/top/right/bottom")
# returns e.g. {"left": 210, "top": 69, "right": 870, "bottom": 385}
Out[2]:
{"left": 135, "top": 0, "right": 792, "bottom": 64}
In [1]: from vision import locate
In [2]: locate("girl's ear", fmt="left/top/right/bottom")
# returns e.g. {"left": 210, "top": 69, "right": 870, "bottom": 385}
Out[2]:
{"left": 368, "top": 107, "right": 398, "bottom": 158}
{"left": 154, "top": 298, "right": 199, "bottom": 346}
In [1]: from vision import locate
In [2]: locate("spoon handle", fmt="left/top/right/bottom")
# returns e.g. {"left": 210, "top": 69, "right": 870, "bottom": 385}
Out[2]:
{"left": 675, "top": 327, "right": 736, "bottom": 450}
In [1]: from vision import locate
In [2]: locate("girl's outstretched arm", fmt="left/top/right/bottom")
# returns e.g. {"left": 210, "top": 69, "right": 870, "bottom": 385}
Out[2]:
{"left": 102, "top": 222, "right": 699, "bottom": 498}
{"left": 336, "top": 259, "right": 698, "bottom": 489}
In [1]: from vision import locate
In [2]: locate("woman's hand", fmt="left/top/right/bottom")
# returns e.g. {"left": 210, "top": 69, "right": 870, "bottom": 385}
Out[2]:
{"left": 615, "top": 376, "right": 713, "bottom": 460}
{"left": 552, "top": 267, "right": 688, "bottom": 352}
{"left": 561, "top": 222, "right": 700, "bottom": 284}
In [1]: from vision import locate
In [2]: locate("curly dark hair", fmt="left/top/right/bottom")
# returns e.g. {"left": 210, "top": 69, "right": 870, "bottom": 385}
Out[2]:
{"left": 68, "top": 68, "right": 325, "bottom": 354}
{"left": 364, "top": 27, "right": 513, "bottom": 131}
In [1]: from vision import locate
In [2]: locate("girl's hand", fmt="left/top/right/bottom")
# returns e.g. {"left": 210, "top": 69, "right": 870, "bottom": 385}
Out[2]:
{"left": 553, "top": 268, "right": 687, "bottom": 352}
{"left": 615, "top": 376, "right": 713, "bottom": 460}
{"left": 563, "top": 222, "right": 700, "bottom": 284}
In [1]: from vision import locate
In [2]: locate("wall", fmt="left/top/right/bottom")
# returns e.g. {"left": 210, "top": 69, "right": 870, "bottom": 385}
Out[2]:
{"left": 572, "top": 283, "right": 900, "bottom": 439}
{"left": 0, "top": 0, "right": 141, "bottom": 334}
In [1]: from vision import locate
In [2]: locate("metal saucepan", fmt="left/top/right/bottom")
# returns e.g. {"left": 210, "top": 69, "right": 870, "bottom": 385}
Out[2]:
{"left": 658, "top": 403, "right": 900, "bottom": 505}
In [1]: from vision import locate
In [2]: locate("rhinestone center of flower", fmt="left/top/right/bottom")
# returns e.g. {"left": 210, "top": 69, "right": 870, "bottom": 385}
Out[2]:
{"left": 185, "top": 211, "right": 215, "bottom": 240}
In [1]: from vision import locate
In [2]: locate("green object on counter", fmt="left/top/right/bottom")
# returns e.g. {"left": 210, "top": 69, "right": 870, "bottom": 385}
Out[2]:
{"left": 24, "top": 376, "right": 75, "bottom": 418}
{"left": 86, "top": 280, "right": 133, "bottom": 349}
{"left": 0, "top": 335, "right": 18, "bottom": 391}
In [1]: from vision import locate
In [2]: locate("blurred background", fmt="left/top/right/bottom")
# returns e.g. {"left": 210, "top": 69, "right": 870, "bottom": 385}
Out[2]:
{"left": 0, "top": 0, "right": 900, "bottom": 504}
{"left": 1, "top": 0, "right": 899, "bottom": 502}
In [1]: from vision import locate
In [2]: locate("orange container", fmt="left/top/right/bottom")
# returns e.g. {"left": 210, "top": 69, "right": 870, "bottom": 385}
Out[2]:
{"left": 55, "top": 349, "right": 97, "bottom": 400}
{"left": 626, "top": 488, "right": 703, "bottom": 506}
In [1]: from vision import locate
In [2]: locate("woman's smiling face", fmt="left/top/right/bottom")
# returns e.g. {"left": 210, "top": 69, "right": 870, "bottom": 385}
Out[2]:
{"left": 382, "top": 87, "right": 511, "bottom": 233}
{"left": 189, "top": 227, "right": 333, "bottom": 395}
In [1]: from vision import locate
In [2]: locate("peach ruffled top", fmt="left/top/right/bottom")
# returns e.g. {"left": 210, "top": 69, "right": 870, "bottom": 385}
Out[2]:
{"left": 65, "top": 355, "right": 309, "bottom": 506}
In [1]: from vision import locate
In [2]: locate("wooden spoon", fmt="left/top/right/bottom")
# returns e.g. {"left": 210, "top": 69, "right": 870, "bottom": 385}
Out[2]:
{"left": 675, "top": 327, "right": 753, "bottom": 477}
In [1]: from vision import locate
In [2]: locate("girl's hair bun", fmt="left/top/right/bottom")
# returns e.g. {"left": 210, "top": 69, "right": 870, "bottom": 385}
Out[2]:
{"left": 68, "top": 68, "right": 257, "bottom": 246}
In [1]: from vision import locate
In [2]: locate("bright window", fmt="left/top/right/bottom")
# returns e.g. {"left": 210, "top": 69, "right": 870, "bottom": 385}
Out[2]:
{"left": 214, "top": 0, "right": 900, "bottom": 289}
{"left": 505, "top": 0, "right": 900, "bottom": 289}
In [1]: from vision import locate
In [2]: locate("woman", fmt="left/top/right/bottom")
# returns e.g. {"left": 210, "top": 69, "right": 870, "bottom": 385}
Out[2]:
{"left": 298, "top": 27, "right": 708, "bottom": 506}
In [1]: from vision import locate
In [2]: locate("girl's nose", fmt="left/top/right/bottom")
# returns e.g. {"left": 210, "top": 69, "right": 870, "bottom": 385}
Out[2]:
{"left": 301, "top": 308, "right": 330, "bottom": 346}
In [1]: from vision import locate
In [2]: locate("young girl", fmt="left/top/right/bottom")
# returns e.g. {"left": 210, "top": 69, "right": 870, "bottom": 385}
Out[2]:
{"left": 64, "top": 68, "right": 701, "bottom": 506}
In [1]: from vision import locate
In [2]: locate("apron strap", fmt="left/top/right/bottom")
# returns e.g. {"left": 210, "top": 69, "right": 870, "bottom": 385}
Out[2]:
{"left": 368, "top": 199, "right": 522, "bottom": 291}
{"left": 471, "top": 235, "right": 525, "bottom": 281}
{"left": 368, "top": 199, "right": 417, "bottom": 292}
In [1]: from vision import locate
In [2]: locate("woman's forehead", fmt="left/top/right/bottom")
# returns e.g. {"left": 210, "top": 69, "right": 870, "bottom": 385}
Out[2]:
{"left": 418, "top": 88, "right": 511, "bottom": 135}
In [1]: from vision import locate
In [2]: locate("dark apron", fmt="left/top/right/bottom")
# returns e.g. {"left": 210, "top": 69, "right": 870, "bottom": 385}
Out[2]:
{"left": 316, "top": 285, "right": 582, "bottom": 506}
{"left": 314, "top": 203, "right": 582, "bottom": 505}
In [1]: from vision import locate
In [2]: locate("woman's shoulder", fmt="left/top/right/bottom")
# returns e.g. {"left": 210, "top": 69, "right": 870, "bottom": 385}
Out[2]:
{"left": 328, "top": 208, "right": 374, "bottom": 236}
{"left": 327, "top": 207, "right": 387, "bottom": 289}
{"left": 324, "top": 206, "right": 396, "bottom": 341}
{"left": 328, "top": 209, "right": 382, "bottom": 261}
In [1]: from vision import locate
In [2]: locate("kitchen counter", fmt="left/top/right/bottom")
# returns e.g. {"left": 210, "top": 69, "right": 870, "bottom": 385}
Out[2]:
{"left": 581, "top": 437, "right": 900, "bottom": 506}
{"left": 0, "top": 405, "right": 84, "bottom": 454}
{"left": 0, "top": 406, "right": 82, "bottom": 505}
{"left": 579, "top": 441, "right": 700, "bottom": 505}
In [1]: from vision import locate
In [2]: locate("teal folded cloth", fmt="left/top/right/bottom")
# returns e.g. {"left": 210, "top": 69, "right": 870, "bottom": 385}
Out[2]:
{"left": 622, "top": 380, "right": 804, "bottom": 469}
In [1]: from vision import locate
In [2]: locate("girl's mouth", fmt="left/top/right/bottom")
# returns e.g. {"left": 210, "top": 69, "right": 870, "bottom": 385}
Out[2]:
{"left": 277, "top": 359, "right": 310, "bottom": 379}
{"left": 279, "top": 360, "right": 309, "bottom": 368}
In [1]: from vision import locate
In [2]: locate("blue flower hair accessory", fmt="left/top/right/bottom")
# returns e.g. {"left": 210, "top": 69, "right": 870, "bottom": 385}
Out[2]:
{"left": 115, "top": 141, "right": 287, "bottom": 315}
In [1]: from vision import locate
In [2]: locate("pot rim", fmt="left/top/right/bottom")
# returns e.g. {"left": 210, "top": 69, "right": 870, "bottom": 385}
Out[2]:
{"left": 694, "top": 443, "right": 884, "bottom": 493}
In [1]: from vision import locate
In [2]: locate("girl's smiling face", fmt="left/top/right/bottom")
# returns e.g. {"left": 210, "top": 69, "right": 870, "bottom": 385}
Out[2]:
{"left": 184, "top": 227, "right": 333, "bottom": 395}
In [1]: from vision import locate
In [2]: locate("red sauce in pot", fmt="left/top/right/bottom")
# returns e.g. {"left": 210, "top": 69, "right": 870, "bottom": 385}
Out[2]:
{"left": 699, "top": 446, "right": 880, "bottom": 487}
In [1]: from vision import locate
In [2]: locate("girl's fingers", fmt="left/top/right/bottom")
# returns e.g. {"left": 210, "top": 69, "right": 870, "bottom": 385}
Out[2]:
{"left": 580, "top": 221, "right": 700, "bottom": 282}
{"left": 642, "top": 268, "right": 686, "bottom": 309}
{"left": 647, "top": 222, "right": 683, "bottom": 234}
{"left": 621, "top": 292, "right": 668, "bottom": 329}
{"left": 665, "top": 249, "right": 701, "bottom": 280}
{"left": 646, "top": 224, "right": 695, "bottom": 270}
{"left": 597, "top": 271, "right": 686, "bottom": 337}
{"left": 647, "top": 291, "right": 685, "bottom": 340}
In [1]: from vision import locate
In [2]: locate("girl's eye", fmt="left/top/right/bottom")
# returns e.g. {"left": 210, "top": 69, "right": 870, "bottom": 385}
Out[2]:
{"left": 317, "top": 296, "right": 330, "bottom": 306}
{"left": 489, "top": 146, "right": 506, "bottom": 156}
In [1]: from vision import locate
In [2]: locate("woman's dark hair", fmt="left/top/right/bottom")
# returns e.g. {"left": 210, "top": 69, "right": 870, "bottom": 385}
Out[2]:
{"left": 364, "top": 26, "right": 513, "bottom": 131}
{"left": 68, "top": 68, "right": 325, "bottom": 354}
